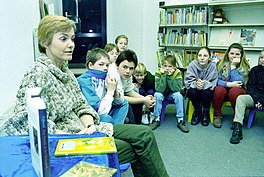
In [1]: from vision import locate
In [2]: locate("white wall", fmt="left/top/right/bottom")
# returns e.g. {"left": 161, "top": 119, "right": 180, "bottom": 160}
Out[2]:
{"left": 0, "top": 0, "right": 40, "bottom": 113}
{"left": 0, "top": 0, "right": 160, "bottom": 112}
{"left": 107, "top": 0, "right": 160, "bottom": 73}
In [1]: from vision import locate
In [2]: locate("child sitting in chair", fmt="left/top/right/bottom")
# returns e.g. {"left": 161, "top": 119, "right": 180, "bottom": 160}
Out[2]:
{"left": 151, "top": 54, "right": 189, "bottom": 133}
{"left": 133, "top": 63, "right": 155, "bottom": 125}
{"left": 230, "top": 49, "right": 264, "bottom": 144}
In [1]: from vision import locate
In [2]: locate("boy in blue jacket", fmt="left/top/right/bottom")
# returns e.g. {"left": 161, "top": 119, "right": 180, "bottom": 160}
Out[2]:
{"left": 77, "top": 48, "right": 128, "bottom": 124}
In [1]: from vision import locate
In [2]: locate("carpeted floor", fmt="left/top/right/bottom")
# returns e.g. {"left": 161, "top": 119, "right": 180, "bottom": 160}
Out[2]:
{"left": 121, "top": 104, "right": 264, "bottom": 177}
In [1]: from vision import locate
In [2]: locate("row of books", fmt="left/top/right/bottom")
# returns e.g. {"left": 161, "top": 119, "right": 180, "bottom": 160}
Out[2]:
{"left": 156, "top": 49, "right": 198, "bottom": 68}
{"left": 156, "top": 49, "right": 226, "bottom": 68}
{"left": 159, "top": 6, "right": 208, "bottom": 25}
{"left": 158, "top": 28, "right": 207, "bottom": 46}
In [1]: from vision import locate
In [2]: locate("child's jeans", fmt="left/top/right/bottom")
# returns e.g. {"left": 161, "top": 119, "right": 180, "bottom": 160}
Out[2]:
{"left": 153, "top": 92, "right": 184, "bottom": 119}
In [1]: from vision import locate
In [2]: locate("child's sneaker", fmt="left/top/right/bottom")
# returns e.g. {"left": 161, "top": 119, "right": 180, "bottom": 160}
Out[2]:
{"left": 149, "top": 121, "right": 160, "bottom": 130}
{"left": 177, "top": 120, "right": 189, "bottom": 133}
{"left": 141, "top": 113, "right": 149, "bottom": 125}
{"left": 149, "top": 112, "right": 155, "bottom": 124}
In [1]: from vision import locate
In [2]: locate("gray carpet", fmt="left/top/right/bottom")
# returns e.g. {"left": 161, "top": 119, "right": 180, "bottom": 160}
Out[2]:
{"left": 121, "top": 105, "right": 264, "bottom": 177}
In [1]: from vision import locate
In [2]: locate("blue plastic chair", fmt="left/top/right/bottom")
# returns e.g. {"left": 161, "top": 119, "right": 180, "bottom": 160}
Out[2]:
{"left": 160, "top": 100, "right": 186, "bottom": 122}
{"left": 119, "top": 162, "right": 131, "bottom": 173}
{"left": 247, "top": 108, "right": 264, "bottom": 128}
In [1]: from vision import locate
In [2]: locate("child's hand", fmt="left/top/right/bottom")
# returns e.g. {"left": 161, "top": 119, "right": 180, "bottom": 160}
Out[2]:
{"left": 106, "top": 76, "right": 117, "bottom": 96}
{"left": 255, "top": 102, "right": 264, "bottom": 110}
{"left": 231, "top": 57, "right": 241, "bottom": 67}
{"left": 228, "top": 81, "right": 243, "bottom": 88}
{"left": 133, "top": 83, "right": 141, "bottom": 88}
{"left": 196, "top": 79, "right": 204, "bottom": 90}
{"left": 144, "top": 95, "right": 156, "bottom": 108}
{"left": 167, "top": 68, "right": 175, "bottom": 75}
{"left": 160, "top": 68, "right": 165, "bottom": 74}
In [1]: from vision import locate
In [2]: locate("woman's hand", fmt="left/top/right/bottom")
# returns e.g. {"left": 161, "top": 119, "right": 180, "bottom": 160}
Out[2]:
{"left": 78, "top": 124, "right": 96, "bottom": 134}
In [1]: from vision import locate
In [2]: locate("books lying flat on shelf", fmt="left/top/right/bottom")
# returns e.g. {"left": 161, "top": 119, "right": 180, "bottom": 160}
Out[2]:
{"left": 240, "top": 28, "right": 256, "bottom": 46}
{"left": 27, "top": 87, "right": 50, "bottom": 177}
{"left": 60, "top": 161, "right": 117, "bottom": 177}
{"left": 54, "top": 136, "right": 117, "bottom": 156}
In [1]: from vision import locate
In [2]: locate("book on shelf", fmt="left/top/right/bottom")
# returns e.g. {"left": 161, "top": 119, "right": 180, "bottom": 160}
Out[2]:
{"left": 212, "top": 51, "right": 225, "bottom": 63}
{"left": 172, "top": 51, "right": 184, "bottom": 68}
{"left": 156, "top": 49, "right": 165, "bottom": 68}
{"left": 159, "top": 9, "right": 166, "bottom": 25}
{"left": 184, "top": 49, "right": 198, "bottom": 67}
{"left": 239, "top": 28, "right": 256, "bottom": 46}
{"left": 162, "top": 5, "right": 208, "bottom": 25}
{"left": 26, "top": 87, "right": 50, "bottom": 177}
{"left": 54, "top": 136, "right": 117, "bottom": 157}
{"left": 60, "top": 161, "right": 117, "bottom": 177}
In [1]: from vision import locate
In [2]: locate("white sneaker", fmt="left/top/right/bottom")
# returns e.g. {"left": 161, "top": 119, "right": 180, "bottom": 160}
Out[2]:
{"left": 141, "top": 113, "right": 149, "bottom": 125}
{"left": 149, "top": 112, "right": 156, "bottom": 124}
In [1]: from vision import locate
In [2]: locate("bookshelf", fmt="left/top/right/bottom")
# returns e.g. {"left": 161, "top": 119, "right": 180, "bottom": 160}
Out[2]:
{"left": 158, "top": 2, "right": 208, "bottom": 68}
{"left": 208, "top": 0, "right": 264, "bottom": 67}
{"left": 158, "top": 0, "right": 264, "bottom": 68}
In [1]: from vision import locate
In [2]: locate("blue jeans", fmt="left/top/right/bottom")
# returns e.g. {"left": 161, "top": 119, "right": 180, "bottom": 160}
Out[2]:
{"left": 100, "top": 100, "right": 129, "bottom": 124}
{"left": 154, "top": 92, "right": 184, "bottom": 119}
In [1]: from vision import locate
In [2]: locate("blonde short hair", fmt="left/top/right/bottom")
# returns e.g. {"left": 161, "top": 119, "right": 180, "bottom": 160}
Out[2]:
{"left": 38, "top": 15, "right": 76, "bottom": 54}
{"left": 134, "top": 63, "right": 147, "bottom": 74}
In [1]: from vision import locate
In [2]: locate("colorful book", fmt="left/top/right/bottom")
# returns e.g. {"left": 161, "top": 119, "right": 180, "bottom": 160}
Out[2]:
{"left": 54, "top": 137, "right": 117, "bottom": 156}
{"left": 240, "top": 28, "right": 257, "bottom": 46}
{"left": 173, "top": 51, "right": 184, "bottom": 68}
{"left": 212, "top": 51, "right": 225, "bottom": 63}
{"left": 26, "top": 87, "right": 50, "bottom": 177}
{"left": 60, "top": 161, "right": 117, "bottom": 177}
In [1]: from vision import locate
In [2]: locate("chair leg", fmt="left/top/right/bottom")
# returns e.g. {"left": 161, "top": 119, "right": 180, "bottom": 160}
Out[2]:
{"left": 209, "top": 103, "right": 214, "bottom": 123}
{"left": 187, "top": 100, "right": 194, "bottom": 123}
{"left": 247, "top": 109, "right": 256, "bottom": 129}
{"left": 160, "top": 102, "right": 167, "bottom": 122}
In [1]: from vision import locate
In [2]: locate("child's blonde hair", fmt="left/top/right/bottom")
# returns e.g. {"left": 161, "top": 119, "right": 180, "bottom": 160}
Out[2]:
{"left": 134, "top": 63, "right": 147, "bottom": 74}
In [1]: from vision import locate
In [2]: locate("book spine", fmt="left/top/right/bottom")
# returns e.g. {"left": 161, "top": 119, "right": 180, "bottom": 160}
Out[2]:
{"left": 39, "top": 108, "right": 50, "bottom": 177}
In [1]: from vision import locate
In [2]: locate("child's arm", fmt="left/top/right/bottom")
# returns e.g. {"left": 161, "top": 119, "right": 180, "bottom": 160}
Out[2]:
{"left": 155, "top": 69, "right": 167, "bottom": 93}
{"left": 125, "top": 90, "right": 155, "bottom": 108}
{"left": 167, "top": 69, "right": 182, "bottom": 92}
{"left": 184, "top": 61, "right": 198, "bottom": 89}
